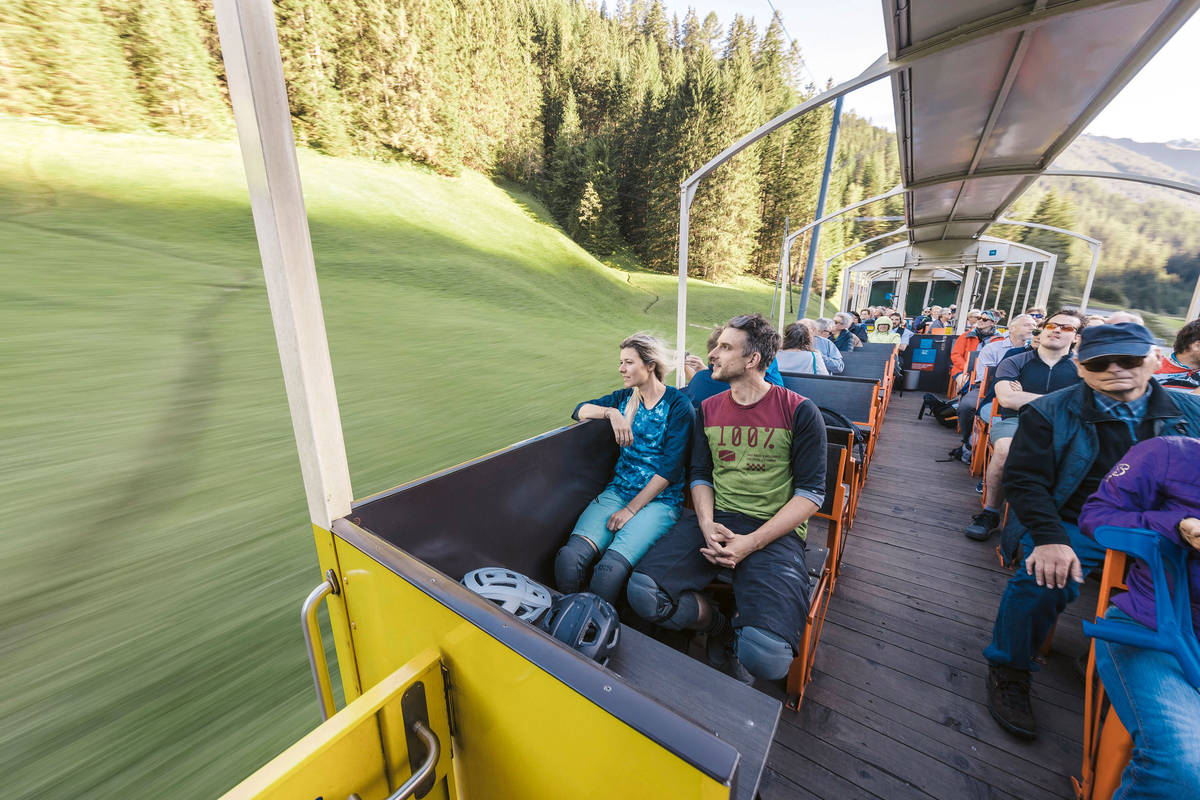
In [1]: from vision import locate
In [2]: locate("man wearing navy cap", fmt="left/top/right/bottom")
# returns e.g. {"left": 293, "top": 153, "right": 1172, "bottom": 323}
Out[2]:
{"left": 983, "top": 322, "right": 1200, "bottom": 739}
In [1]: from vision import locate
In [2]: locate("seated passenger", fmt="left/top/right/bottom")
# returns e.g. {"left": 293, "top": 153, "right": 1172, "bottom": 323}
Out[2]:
{"left": 888, "top": 311, "right": 913, "bottom": 350}
{"left": 850, "top": 311, "right": 869, "bottom": 344}
{"left": 950, "top": 310, "right": 1003, "bottom": 394}
{"left": 1078, "top": 436, "right": 1200, "bottom": 799}
{"left": 1155, "top": 318, "right": 1200, "bottom": 393}
{"left": 914, "top": 306, "right": 941, "bottom": 334}
{"left": 808, "top": 318, "right": 845, "bottom": 374}
{"left": 965, "top": 310, "right": 1084, "bottom": 541}
{"left": 684, "top": 324, "right": 786, "bottom": 408}
{"left": 627, "top": 314, "right": 826, "bottom": 683}
{"left": 776, "top": 322, "right": 829, "bottom": 375}
{"left": 866, "top": 317, "right": 901, "bottom": 345}
{"left": 956, "top": 313, "right": 1036, "bottom": 460}
{"left": 982, "top": 322, "right": 1200, "bottom": 740}
{"left": 557, "top": 334, "right": 695, "bottom": 603}
{"left": 830, "top": 312, "right": 859, "bottom": 352}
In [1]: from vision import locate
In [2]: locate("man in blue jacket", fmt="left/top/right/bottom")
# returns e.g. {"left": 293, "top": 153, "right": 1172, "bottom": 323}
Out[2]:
{"left": 983, "top": 323, "right": 1200, "bottom": 739}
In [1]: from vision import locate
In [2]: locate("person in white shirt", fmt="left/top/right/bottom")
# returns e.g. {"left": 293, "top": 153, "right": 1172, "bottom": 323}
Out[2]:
{"left": 776, "top": 322, "right": 830, "bottom": 375}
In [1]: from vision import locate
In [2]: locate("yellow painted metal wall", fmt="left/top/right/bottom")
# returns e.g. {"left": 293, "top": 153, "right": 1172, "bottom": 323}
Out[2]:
{"left": 330, "top": 536, "right": 729, "bottom": 799}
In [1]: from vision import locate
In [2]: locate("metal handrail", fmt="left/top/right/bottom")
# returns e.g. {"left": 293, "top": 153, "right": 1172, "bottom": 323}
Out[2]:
{"left": 385, "top": 721, "right": 440, "bottom": 800}
{"left": 301, "top": 569, "right": 340, "bottom": 720}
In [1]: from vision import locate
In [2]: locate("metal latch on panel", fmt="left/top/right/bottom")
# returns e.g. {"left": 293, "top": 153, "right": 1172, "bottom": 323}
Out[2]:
{"left": 400, "top": 681, "right": 438, "bottom": 799}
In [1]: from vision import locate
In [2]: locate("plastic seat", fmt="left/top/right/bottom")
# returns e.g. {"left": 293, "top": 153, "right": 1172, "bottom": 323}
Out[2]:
{"left": 1074, "top": 526, "right": 1200, "bottom": 800}
{"left": 1084, "top": 526, "right": 1200, "bottom": 685}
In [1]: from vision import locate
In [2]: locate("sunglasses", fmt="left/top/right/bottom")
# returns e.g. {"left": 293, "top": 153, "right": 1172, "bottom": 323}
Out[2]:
{"left": 1037, "top": 321, "right": 1079, "bottom": 333}
{"left": 1080, "top": 354, "right": 1148, "bottom": 372}
{"left": 1030, "top": 313, "right": 1045, "bottom": 319}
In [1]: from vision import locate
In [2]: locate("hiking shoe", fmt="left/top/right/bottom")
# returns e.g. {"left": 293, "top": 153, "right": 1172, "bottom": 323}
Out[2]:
{"left": 706, "top": 632, "right": 754, "bottom": 685}
{"left": 986, "top": 665, "right": 1037, "bottom": 739}
{"left": 965, "top": 509, "right": 1001, "bottom": 541}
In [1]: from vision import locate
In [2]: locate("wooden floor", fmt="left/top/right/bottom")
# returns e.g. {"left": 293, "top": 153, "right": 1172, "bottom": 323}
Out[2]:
{"left": 758, "top": 390, "right": 1097, "bottom": 800}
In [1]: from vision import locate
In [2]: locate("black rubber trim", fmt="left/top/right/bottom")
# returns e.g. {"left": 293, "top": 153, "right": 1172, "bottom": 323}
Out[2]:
{"left": 331, "top": 518, "right": 741, "bottom": 787}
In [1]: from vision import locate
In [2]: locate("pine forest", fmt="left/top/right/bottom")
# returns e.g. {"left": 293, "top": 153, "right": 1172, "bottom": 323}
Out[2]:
{"left": 3, "top": 0, "right": 1197, "bottom": 313}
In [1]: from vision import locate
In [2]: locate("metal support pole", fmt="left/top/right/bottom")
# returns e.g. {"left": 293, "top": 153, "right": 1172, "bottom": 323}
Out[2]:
{"left": 1187, "top": 272, "right": 1200, "bottom": 322}
{"left": 770, "top": 218, "right": 788, "bottom": 320}
{"left": 1078, "top": 243, "right": 1102, "bottom": 312}
{"left": 1021, "top": 262, "right": 1039, "bottom": 313}
{"left": 777, "top": 227, "right": 791, "bottom": 336}
{"left": 979, "top": 266, "right": 995, "bottom": 310}
{"left": 1035, "top": 255, "right": 1058, "bottom": 310}
{"left": 956, "top": 265, "right": 978, "bottom": 334}
{"left": 995, "top": 264, "right": 1008, "bottom": 315}
{"left": 799, "top": 95, "right": 844, "bottom": 319}
{"left": 1008, "top": 263, "right": 1026, "bottom": 319}
{"left": 676, "top": 183, "right": 696, "bottom": 387}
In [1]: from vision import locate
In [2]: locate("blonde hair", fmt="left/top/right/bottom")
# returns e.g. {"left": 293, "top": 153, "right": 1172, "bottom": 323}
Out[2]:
{"left": 620, "top": 333, "right": 670, "bottom": 424}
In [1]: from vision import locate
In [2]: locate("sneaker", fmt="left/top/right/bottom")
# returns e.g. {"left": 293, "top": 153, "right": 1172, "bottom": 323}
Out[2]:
{"left": 986, "top": 665, "right": 1037, "bottom": 739}
{"left": 976, "top": 479, "right": 984, "bottom": 495}
{"left": 948, "top": 445, "right": 964, "bottom": 461}
{"left": 965, "top": 509, "right": 1001, "bottom": 541}
{"left": 706, "top": 631, "right": 754, "bottom": 685}
{"left": 960, "top": 446, "right": 972, "bottom": 465}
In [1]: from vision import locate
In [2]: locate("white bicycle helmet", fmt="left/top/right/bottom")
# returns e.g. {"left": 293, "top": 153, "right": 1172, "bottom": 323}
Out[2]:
{"left": 462, "top": 567, "right": 553, "bottom": 623}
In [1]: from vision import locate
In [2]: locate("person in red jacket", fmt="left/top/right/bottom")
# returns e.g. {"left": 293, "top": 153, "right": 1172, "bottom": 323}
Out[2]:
{"left": 950, "top": 311, "right": 1003, "bottom": 394}
{"left": 1155, "top": 318, "right": 1200, "bottom": 393}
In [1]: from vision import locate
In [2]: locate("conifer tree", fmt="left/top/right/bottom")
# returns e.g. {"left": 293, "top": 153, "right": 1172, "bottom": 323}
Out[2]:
{"left": 102, "top": 0, "right": 232, "bottom": 137}
{"left": 1, "top": 0, "right": 145, "bottom": 129}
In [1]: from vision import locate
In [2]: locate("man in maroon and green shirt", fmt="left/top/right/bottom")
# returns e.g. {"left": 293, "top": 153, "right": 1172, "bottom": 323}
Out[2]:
{"left": 627, "top": 314, "right": 827, "bottom": 682}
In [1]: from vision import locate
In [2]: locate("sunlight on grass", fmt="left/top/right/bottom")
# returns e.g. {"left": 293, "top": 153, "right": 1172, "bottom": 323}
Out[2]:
{"left": 0, "top": 116, "right": 830, "bottom": 798}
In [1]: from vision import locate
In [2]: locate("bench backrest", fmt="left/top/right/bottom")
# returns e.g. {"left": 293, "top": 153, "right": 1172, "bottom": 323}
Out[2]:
{"left": 352, "top": 421, "right": 617, "bottom": 583}
{"left": 819, "top": 442, "right": 846, "bottom": 516}
{"left": 838, "top": 356, "right": 891, "bottom": 382}
{"left": 780, "top": 373, "right": 877, "bottom": 423}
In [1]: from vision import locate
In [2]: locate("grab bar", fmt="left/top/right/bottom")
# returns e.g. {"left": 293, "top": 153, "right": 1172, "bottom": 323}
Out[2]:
{"left": 301, "top": 569, "right": 341, "bottom": 721}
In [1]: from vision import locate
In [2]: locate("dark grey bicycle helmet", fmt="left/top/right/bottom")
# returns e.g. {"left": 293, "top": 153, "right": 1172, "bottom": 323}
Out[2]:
{"left": 539, "top": 592, "right": 621, "bottom": 665}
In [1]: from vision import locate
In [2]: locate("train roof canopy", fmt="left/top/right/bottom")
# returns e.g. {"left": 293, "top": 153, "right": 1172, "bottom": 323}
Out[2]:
{"left": 884, "top": 0, "right": 1198, "bottom": 244}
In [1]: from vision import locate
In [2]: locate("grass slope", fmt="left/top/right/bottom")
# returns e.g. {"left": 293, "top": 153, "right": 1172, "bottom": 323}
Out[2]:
{"left": 0, "top": 116, "right": 825, "bottom": 798}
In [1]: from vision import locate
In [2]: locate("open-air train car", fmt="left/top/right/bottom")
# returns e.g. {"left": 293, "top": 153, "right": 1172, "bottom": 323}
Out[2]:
{"left": 209, "top": 0, "right": 1200, "bottom": 798}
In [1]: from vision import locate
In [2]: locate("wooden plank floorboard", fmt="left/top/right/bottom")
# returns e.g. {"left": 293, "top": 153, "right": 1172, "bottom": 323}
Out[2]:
{"left": 763, "top": 390, "right": 1085, "bottom": 799}
{"left": 798, "top": 673, "right": 1069, "bottom": 800}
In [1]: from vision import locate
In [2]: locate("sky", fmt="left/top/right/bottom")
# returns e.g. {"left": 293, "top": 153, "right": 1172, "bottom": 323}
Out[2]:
{"left": 658, "top": 0, "right": 1198, "bottom": 143}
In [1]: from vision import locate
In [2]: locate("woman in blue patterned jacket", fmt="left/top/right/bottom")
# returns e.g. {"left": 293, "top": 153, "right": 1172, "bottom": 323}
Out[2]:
{"left": 555, "top": 333, "right": 695, "bottom": 602}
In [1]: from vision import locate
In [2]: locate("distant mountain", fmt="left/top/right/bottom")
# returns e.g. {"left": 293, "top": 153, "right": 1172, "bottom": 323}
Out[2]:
{"left": 1095, "top": 137, "right": 1200, "bottom": 182}
{"left": 1051, "top": 134, "right": 1200, "bottom": 211}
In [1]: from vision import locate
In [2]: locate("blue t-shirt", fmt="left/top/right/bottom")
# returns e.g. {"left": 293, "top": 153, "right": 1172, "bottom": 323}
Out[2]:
{"left": 684, "top": 360, "right": 784, "bottom": 409}
{"left": 572, "top": 386, "right": 695, "bottom": 507}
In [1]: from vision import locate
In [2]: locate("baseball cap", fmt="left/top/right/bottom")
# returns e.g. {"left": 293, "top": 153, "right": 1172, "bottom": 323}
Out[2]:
{"left": 1075, "top": 323, "right": 1156, "bottom": 363}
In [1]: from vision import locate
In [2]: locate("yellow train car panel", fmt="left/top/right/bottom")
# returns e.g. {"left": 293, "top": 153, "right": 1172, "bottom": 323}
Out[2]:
{"left": 220, "top": 648, "right": 454, "bottom": 800}
{"left": 333, "top": 525, "right": 734, "bottom": 800}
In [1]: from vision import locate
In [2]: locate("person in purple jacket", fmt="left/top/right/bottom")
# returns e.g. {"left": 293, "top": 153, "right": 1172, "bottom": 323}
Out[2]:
{"left": 1078, "top": 436, "right": 1200, "bottom": 798}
